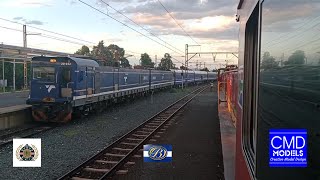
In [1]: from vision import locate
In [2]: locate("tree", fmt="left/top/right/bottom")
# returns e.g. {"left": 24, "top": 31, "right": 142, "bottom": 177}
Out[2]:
{"left": 200, "top": 67, "right": 209, "bottom": 71}
{"left": 261, "top": 52, "right": 278, "bottom": 69}
{"left": 75, "top": 45, "right": 90, "bottom": 56}
{"left": 284, "top": 50, "right": 305, "bottom": 65}
{"left": 106, "top": 44, "right": 131, "bottom": 68}
{"left": 91, "top": 41, "right": 113, "bottom": 65}
{"left": 180, "top": 66, "right": 189, "bottom": 70}
{"left": 140, "top": 53, "right": 154, "bottom": 68}
{"left": 158, "top": 53, "right": 173, "bottom": 70}
{"left": 120, "top": 57, "right": 131, "bottom": 68}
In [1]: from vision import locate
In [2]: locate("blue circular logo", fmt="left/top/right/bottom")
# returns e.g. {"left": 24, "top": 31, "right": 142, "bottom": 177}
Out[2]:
{"left": 148, "top": 146, "right": 168, "bottom": 160}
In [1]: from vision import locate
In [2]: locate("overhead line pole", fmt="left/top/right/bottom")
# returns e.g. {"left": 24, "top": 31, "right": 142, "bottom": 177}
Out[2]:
{"left": 23, "top": 25, "right": 41, "bottom": 90}
{"left": 185, "top": 44, "right": 238, "bottom": 70}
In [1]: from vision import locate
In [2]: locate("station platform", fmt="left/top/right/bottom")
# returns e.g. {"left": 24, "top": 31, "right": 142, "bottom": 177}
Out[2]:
{"left": 115, "top": 85, "right": 235, "bottom": 180}
{"left": 0, "top": 104, "right": 32, "bottom": 130}
{"left": 0, "top": 90, "right": 29, "bottom": 108}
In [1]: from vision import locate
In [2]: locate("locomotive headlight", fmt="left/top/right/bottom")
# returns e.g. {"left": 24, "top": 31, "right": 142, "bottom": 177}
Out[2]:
{"left": 50, "top": 59, "right": 57, "bottom": 63}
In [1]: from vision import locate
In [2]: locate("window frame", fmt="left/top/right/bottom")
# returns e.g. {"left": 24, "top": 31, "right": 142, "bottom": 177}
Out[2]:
{"left": 32, "top": 66, "right": 56, "bottom": 83}
{"left": 241, "top": 2, "right": 262, "bottom": 179}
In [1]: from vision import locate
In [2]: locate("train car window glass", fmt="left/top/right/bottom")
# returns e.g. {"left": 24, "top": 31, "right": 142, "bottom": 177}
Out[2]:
{"left": 61, "top": 67, "right": 71, "bottom": 86}
{"left": 258, "top": 0, "right": 320, "bottom": 179}
{"left": 33, "top": 66, "right": 55, "bottom": 82}
{"left": 242, "top": 3, "right": 259, "bottom": 176}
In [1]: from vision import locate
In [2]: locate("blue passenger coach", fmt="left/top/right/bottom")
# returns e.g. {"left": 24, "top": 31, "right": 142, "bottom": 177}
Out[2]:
{"left": 27, "top": 56, "right": 174, "bottom": 122}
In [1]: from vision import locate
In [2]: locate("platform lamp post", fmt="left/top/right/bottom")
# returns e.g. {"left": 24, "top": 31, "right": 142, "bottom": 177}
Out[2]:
{"left": 23, "top": 24, "right": 41, "bottom": 90}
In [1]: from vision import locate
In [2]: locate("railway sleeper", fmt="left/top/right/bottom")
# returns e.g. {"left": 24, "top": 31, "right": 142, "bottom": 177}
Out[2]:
{"left": 145, "top": 124, "right": 159, "bottom": 128}
{"left": 112, "top": 147, "right": 133, "bottom": 151}
{"left": 126, "top": 137, "right": 143, "bottom": 141}
{"left": 132, "top": 134, "right": 148, "bottom": 137}
{"left": 120, "top": 142, "right": 139, "bottom": 146}
{"left": 83, "top": 167, "right": 109, "bottom": 173}
{"left": 105, "top": 153, "right": 126, "bottom": 157}
{"left": 135, "top": 130, "right": 150, "bottom": 134}
{"left": 71, "top": 177, "right": 95, "bottom": 180}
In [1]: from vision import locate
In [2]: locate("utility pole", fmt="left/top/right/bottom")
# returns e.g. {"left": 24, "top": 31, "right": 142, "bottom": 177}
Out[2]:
{"left": 13, "top": 59, "right": 15, "bottom": 91}
{"left": 22, "top": 25, "right": 41, "bottom": 90}
{"left": 155, "top": 55, "right": 157, "bottom": 68}
{"left": 23, "top": 25, "right": 27, "bottom": 90}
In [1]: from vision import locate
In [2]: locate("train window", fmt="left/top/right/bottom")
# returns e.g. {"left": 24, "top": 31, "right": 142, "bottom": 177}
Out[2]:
{"left": 61, "top": 67, "right": 71, "bottom": 86}
{"left": 242, "top": 3, "right": 259, "bottom": 176}
{"left": 258, "top": 0, "right": 320, "bottom": 179}
{"left": 33, "top": 66, "right": 55, "bottom": 82}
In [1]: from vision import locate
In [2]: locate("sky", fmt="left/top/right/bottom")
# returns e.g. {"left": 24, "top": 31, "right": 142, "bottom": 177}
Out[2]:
{"left": 0, "top": 0, "right": 239, "bottom": 69}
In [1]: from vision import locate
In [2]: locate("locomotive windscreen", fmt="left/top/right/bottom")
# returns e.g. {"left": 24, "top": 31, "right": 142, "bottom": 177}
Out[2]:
{"left": 33, "top": 66, "right": 55, "bottom": 82}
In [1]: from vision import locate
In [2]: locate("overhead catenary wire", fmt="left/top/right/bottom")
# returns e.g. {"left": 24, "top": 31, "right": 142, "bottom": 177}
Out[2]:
{"left": 0, "top": 25, "right": 92, "bottom": 46}
{"left": 77, "top": 0, "right": 185, "bottom": 59}
{"left": 0, "top": 17, "right": 95, "bottom": 45}
{"left": 100, "top": 0, "right": 184, "bottom": 54}
{"left": 263, "top": 15, "right": 320, "bottom": 48}
{"left": 157, "top": 0, "right": 199, "bottom": 45}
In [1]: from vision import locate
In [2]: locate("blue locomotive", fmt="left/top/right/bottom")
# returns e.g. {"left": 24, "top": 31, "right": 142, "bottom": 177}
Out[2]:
{"left": 26, "top": 56, "right": 217, "bottom": 122}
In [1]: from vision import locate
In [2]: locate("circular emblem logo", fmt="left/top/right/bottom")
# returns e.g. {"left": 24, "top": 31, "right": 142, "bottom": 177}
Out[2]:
{"left": 148, "top": 146, "right": 168, "bottom": 160}
{"left": 16, "top": 144, "right": 39, "bottom": 161}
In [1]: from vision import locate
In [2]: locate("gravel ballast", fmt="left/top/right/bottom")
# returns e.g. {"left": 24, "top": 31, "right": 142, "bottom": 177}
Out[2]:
{"left": 0, "top": 86, "right": 199, "bottom": 180}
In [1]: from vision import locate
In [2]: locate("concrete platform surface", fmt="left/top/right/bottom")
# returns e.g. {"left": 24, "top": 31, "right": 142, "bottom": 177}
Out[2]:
{"left": 115, "top": 86, "right": 225, "bottom": 180}
{"left": 0, "top": 104, "right": 31, "bottom": 114}
{"left": 0, "top": 91, "right": 29, "bottom": 108}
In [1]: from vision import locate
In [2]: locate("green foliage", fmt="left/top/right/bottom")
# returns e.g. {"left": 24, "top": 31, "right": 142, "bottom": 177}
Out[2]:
{"left": 200, "top": 67, "right": 209, "bottom": 71}
{"left": 261, "top": 52, "right": 278, "bottom": 69}
{"left": 284, "top": 50, "right": 305, "bottom": 65}
{"left": 158, "top": 53, "right": 173, "bottom": 70}
{"left": 75, "top": 45, "right": 90, "bottom": 56}
{"left": 180, "top": 66, "right": 189, "bottom": 70}
{"left": 140, "top": 53, "right": 154, "bottom": 68}
{"left": 0, "top": 61, "right": 29, "bottom": 91}
{"left": 76, "top": 41, "right": 131, "bottom": 68}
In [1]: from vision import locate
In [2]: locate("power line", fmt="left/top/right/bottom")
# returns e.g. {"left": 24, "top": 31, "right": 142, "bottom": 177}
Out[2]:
{"left": 0, "top": 25, "right": 22, "bottom": 32}
{"left": 264, "top": 15, "right": 320, "bottom": 48}
{"left": 0, "top": 17, "right": 95, "bottom": 45}
{"left": 0, "top": 25, "right": 92, "bottom": 46}
{"left": 157, "top": 0, "right": 199, "bottom": 45}
{"left": 78, "top": 0, "right": 184, "bottom": 56}
{"left": 100, "top": 0, "right": 184, "bottom": 54}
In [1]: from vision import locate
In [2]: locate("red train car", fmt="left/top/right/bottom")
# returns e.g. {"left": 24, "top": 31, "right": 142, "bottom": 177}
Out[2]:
{"left": 220, "top": 0, "right": 320, "bottom": 179}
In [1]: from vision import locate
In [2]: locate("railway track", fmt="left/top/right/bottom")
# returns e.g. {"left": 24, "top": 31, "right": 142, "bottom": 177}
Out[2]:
{"left": 59, "top": 85, "right": 207, "bottom": 180}
{"left": 0, "top": 124, "right": 55, "bottom": 146}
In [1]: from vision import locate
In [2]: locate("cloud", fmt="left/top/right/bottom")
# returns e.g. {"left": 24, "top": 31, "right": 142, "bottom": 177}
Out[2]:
{"left": 65, "top": 0, "right": 77, "bottom": 5}
{"left": 12, "top": 17, "right": 45, "bottom": 25}
{"left": 99, "top": 0, "right": 239, "bottom": 43}
{"left": 0, "top": 0, "right": 53, "bottom": 7}
{"left": 13, "top": 17, "right": 24, "bottom": 20}
{"left": 121, "top": 0, "right": 238, "bottom": 20}
{"left": 25, "top": 20, "right": 44, "bottom": 25}
{"left": 130, "top": 13, "right": 238, "bottom": 41}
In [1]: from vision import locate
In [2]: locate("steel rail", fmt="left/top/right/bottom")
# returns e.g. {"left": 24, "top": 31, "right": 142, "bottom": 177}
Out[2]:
{"left": 0, "top": 125, "right": 55, "bottom": 147}
{"left": 58, "top": 86, "right": 207, "bottom": 180}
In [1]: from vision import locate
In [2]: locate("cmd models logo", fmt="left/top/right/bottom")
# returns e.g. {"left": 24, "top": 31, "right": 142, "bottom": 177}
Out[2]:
{"left": 269, "top": 129, "right": 307, "bottom": 167}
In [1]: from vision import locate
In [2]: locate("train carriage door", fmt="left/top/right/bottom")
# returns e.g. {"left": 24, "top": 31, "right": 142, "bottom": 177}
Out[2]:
{"left": 94, "top": 68, "right": 100, "bottom": 94}
{"left": 113, "top": 68, "right": 119, "bottom": 91}
{"left": 60, "top": 66, "right": 72, "bottom": 98}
